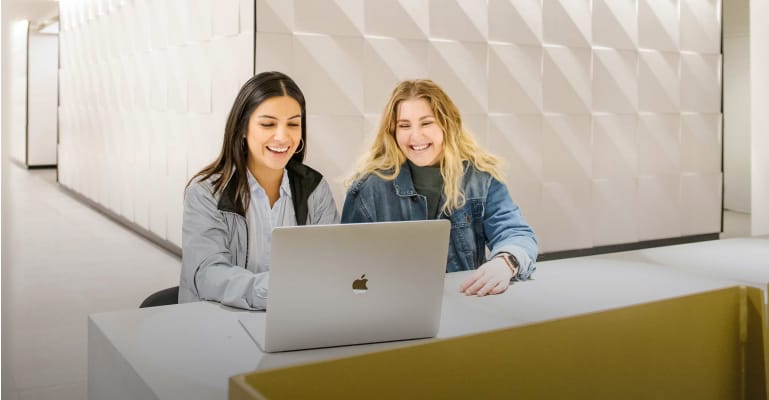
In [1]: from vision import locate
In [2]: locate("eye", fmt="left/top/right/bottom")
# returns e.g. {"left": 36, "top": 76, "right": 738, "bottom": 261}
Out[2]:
{"left": 288, "top": 123, "right": 300, "bottom": 128}
{"left": 422, "top": 121, "right": 433, "bottom": 127}
{"left": 398, "top": 124, "right": 410, "bottom": 129}
{"left": 259, "top": 123, "right": 275, "bottom": 128}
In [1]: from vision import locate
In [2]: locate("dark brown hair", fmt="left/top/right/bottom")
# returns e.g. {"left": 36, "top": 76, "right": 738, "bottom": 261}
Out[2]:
{"left": 188, "top": 71, "right": 307, "bottom": 211}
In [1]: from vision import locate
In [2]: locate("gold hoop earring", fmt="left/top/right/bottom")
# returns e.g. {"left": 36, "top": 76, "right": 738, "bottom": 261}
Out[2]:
{"left": 295, "top": 137, "right": 305, "bottom": 153}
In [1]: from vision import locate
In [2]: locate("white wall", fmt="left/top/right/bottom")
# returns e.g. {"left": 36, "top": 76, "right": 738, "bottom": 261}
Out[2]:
{"left": 9, "top": 20, "right": 28, "bottom": 165}
{"left": 255, "top": 0, "right": 723, "bottom": 253}
{"left": 57, "top": 0, "right": 726, "bottom": 253}
{"left": 26, "top": 31, "right": 59, "bottom": 166}
{"left": 58, "top": 0, "right": 254, "bottom": 247}
{"left": 723, "top": 0, "right": 751, "bottom": 213}
{"left": 751, "top": 1, "right": 769, "bottom": 235}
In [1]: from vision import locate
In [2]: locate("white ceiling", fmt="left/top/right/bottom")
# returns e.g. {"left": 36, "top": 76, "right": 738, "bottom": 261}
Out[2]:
{"left": 5, "top": 0, "right": 59, "bottom": 24}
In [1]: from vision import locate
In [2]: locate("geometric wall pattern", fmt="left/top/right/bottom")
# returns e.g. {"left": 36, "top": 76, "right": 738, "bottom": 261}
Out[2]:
{"left": 254, "top": 0, "right": 723, "bottom": 253}
{"left": 58, "top": 0, "right": 254, "bottom": 247}
{"left": 58, "top": 0, "right": 722, "bottom": 254}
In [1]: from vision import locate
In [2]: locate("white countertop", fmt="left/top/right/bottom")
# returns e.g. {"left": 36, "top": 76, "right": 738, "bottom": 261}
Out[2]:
{"left": 88, "top": 236, "right": 769, "bottom": 400}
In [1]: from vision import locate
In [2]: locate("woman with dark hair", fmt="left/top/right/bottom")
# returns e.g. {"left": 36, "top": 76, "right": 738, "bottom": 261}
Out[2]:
{"left": 179, "top": 71, "right": 338, "bottom": 309}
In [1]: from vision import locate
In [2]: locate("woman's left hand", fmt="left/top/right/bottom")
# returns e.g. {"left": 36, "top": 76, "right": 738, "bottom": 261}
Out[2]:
{"left": 459, "top": 257, "right": 513, "bottom": 296}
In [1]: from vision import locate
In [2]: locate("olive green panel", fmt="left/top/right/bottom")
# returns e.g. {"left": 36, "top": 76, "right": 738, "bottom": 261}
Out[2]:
{"left": 231, "top": 287, "right": 757, "bottom": 400}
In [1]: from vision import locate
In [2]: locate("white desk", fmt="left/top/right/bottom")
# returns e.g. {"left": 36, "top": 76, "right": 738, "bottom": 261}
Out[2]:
{"left": 88, "top": 237, "right": 769, "bottom": 400}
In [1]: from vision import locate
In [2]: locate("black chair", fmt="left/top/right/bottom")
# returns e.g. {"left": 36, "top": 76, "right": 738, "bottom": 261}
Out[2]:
{"left": 140, "top": 286, "right": 179, "bottom": 308}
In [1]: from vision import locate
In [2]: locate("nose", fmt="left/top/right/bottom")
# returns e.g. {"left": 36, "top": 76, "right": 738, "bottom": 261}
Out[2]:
{"left": 274, "top": 124, "right": 289, "bottom": 141}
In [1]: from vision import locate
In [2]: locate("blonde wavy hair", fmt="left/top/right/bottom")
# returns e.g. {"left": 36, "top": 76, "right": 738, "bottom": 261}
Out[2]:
{"left": 348, "top": 79, "right": 504, "bottom": 213}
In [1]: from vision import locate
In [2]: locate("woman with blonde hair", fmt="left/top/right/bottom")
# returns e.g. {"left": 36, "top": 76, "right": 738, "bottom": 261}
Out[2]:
{"left": 342, "top": 79, "right": 537, "bottom": 296}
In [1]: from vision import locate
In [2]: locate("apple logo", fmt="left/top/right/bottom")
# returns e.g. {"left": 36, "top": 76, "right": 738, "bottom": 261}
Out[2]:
{"left": 352, "top": 274, "right": 368, "bottom": 294}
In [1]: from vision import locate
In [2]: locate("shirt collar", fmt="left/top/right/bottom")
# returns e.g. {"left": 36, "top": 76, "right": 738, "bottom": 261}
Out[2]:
{"left": 246, "top": 168, "right": 292, "bottom": 199}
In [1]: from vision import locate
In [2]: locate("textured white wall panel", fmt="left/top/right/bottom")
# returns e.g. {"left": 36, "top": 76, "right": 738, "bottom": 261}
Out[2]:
{"left": 364, "top": 37, "right": 429, "bottom": 113}
{"left": 489, "top": 43, "right": 542, "bottom": 114}
{"left": 509, "top": 181, "right": 543, "bottom": 239}
{"left": 251, "top": 0, "right": 723, "bottom": 253}
{"left": 255, "top": 32, "right": 293, "bottom": 73}
{"left": 639, "top": 0, "right": 679, "bottom": 52}
{"left": 429, "top": 0, "right": 488, "bottom": 42}
{"left": 681, "top": 53, "right": 722, "bottom": 113}
{"left": 592, "top": 48, "right": 638, "bottom": 113}
{"left": 638, "top": 114, "right": 681, "bottom": 176}
{"left": 638, "top": 175, "right": 681, "bottom": 240}
{"left": 428, "top": 40, "right": 488, "bottom": 114}
{"left": 489, "top": 0, "right": 542, "bottom": 45}
{"left": 488, "top": 115, "right": 543, "bottom": 184}
{"left": 680, "top": 0, "right": 720, "bottom": 54}
{"left": 294, "top": 34, "right": 364, "bottom": 115}
{"left": 364, "top": 0, "right": 429, "bottom": 39}
{"left": 188, "top": 0, "right": 213, "bottom": 42}
{"left": 464, "top": 115, "right": 490, "bottom": 148}
{"left": 295, "top": 0, "right": 363, "bottom": 37}
{"left": 257, "top": 0, "right": 294, "bottom": 33}
{"left": 59, "top": 0, "right": 254, "bottom": 247}
{"left": 680, "top": 172, "right": 722, "bottom": 235}
{"left": 543, "top": 46, "right": 591, "bottom": 113}
{"left": 681, "top": 113, "right": 721, "bottom": 174}
{"left": 639, "top": 50, "right": 680, "bottom": 112}
{"left": 305, "top": 115, "right": 366, "bottom": 203}
{"left": 592, "top": 0, "right": 637, "bottom": 50}
{"left": 592, "top": 178, "right": 638, "bottom": 246}
{"left": 540, "top": 181, "right": 592, "bottom": 252}
{"left": 543, "top": 0, "right": 591, "bottom": 48}
{"left": 592, "top": 114, "right": 639, "bottom": 180}
{"left": 542, "top": 115, "right": 591, "bottom": 182}
{"left": 59, "top": 0, "right": 724, "bottom": 255}
{"left": 213, "top": 0, "right": 241, "bottom": 37}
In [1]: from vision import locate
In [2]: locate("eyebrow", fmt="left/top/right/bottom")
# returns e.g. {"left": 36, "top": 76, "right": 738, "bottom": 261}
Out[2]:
{"left": 397, "top": 116, "right": 434, "bottom": 122}
{"left": 256, "top": 114, "right": 302, "bottom": 120}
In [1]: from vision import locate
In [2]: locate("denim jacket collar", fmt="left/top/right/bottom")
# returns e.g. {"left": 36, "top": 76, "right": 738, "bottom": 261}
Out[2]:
{"left": 393, "top": 163, "right": 418, "bottom": 197}
{"left": 393, "top": 161, "right": 471, "bottom": 198}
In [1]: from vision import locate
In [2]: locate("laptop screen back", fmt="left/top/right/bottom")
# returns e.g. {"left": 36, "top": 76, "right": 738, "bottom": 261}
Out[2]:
{"left": 263, "top": 220, "right": 450, "bottom": 352}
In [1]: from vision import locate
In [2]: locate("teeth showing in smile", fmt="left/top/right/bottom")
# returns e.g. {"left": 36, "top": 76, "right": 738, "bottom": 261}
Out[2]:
{"left": 411, "top": 144, "right": 430, "bottom": 151}
{"left": 267, "top": 145, "right": 290, "bottom": 153}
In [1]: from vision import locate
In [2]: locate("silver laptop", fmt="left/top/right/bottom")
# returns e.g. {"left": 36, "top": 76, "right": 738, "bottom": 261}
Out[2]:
{"left": 239, "top": 219, "right": 450, "bottom": 353}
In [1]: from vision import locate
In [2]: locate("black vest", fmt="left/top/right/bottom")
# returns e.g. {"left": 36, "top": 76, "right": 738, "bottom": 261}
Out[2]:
{"left": 216, "top": 160, "right": 323, "bottom": 225}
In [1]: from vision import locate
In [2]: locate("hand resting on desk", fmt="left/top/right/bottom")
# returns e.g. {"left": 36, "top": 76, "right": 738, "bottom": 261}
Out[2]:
{"left": 459, "top": 257, "right": 513, "bottom": 296}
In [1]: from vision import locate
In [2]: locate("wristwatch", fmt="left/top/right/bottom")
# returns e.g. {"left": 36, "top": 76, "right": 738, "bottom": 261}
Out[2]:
{"left": 495, "top": 252, "right": 519, "bottom": 278}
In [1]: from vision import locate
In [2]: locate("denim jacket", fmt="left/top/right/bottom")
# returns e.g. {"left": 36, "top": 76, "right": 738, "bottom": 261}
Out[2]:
{"left": 341, "top": 163, "right": 538, "bottom": 279}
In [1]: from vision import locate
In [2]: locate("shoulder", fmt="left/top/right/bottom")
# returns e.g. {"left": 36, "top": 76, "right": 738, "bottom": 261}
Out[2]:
{"left": 185, "top": 175, "right": 217, "bottom": 199}
{"left": 462, "top": 163, "right": 495, "bottom": 191}
{"left": 308, "top": 177, "right": 333, "bottom": 199}
{"left": 348, "top": 171, "right": 393, "bottom": 196}
{"left": 462, "top": 163, "right": 502, "bottom": 198}
{"left": 287, "top": 160, "right": 323, "bottom": 180}
{"left": 287, "top": 160, "right": 324, "bottom": 192}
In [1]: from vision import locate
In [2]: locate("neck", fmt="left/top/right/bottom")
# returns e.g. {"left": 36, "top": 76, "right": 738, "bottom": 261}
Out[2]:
{"left": 248, "top": 162, "right": 283, "bottom": 206}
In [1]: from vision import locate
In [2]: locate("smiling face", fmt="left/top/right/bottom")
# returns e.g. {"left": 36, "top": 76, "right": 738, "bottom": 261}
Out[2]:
{"left": 394, "top": 98, "right": 444, "bottom": 167}
{"left": 245, "top": 95, "right": 302, "bottom": 176}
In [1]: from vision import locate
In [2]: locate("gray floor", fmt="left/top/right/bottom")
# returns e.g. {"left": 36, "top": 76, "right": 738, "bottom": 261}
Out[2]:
{"left": 2, "top": 163, "right": 180, "bottom": 400}
{"left": 0, "top": 162, "right": 753, "bottom": 400}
